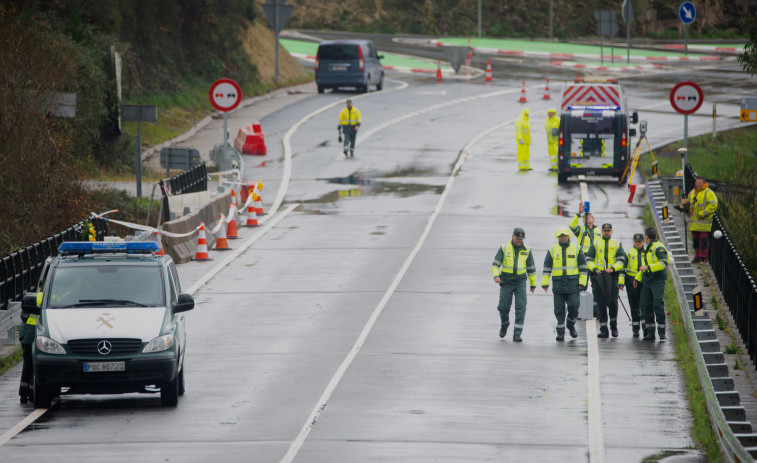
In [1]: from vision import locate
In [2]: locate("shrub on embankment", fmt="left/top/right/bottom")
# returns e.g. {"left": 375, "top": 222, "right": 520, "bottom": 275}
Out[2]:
{"left": 639, "top": 126, "right": 757, "bottom": 276}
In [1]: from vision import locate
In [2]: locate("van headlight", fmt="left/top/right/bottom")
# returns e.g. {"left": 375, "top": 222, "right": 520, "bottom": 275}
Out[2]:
{"left": 143, "top": 334, "right": 174, "bottom": 353}
{"left": 36, "top": 336, "right": 66, "bottom": 354}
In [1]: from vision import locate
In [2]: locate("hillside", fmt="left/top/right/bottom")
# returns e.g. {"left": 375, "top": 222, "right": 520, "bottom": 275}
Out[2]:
{"left": 285, "top": 0, "right": 749, "bottom": 38}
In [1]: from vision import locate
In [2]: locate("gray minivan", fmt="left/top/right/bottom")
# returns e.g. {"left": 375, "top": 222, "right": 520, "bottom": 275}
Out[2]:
{"left": 315, "top": 40, "right": 384, "bottom": 94}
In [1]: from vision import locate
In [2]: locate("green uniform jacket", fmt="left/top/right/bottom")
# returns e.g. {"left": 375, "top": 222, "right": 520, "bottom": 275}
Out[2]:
{"left": 635, "top": 240, "right": 669, "bottom": 283}
{"left": 491, "top": 241, "right": 537, "bottom": 287}
{"left": 569, "top": 214, "right": 601, "bottom": 254}
{"left": 541, "top": 241, "right": 588, "bottom": 294}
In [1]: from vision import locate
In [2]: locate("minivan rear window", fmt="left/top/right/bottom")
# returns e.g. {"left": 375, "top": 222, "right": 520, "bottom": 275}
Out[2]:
{"left": 318, "top": 45, "right": 359, "bottom": 60}
{"left": 568, "top": 114, "right": 617, "bottom": 134}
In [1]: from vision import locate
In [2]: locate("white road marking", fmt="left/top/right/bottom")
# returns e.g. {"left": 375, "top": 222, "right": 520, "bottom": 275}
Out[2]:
{"left": 280, "top": 116, "right": 512, "bottom": 463}
{"left": 0, "top": 406, "right": 50, "bottom": 446}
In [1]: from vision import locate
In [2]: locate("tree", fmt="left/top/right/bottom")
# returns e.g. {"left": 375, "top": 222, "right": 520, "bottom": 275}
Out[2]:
{"left": 738, "top": 14, "right": 757, "bottom": 75}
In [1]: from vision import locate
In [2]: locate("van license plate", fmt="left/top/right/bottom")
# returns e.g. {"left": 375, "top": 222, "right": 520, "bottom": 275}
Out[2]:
{"left": 330, "top": 65, "right": 347, "bottom": 71}
{"left": 84, "top": 362, "right": 125, "bottom": 372}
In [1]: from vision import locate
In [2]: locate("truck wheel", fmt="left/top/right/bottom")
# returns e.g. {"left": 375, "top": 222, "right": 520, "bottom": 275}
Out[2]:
{"left": 317, "top": 85, "right": 324, "bottom": 94}
{"left": 34, "top": 377, "right": 54, "bottom": 409}
{"left": 557, "top": 173, "right": 568, "bottom": 184}
{"left": 161, "top": 373, "right": 179, "bottom": 406}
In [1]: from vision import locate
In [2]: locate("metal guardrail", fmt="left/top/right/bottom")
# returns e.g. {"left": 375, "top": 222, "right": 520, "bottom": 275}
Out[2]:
{"left": 648, "top": 178, "right": 757, "bottom": 462}
{"left": 159, "top": 162, "right": 208, "bottom": 222}
{"left": 0, "top": 218, "right": 108, "bottom": 345}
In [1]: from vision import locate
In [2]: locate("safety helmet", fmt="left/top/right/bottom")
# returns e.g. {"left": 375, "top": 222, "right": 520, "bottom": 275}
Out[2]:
{"left": 554, "top": 228, "right": 571, "bottom": 238}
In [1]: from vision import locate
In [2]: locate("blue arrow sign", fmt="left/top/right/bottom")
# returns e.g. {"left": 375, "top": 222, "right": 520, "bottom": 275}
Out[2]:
{"left": 679, "top": 2, "right": 696, "bottom": 25}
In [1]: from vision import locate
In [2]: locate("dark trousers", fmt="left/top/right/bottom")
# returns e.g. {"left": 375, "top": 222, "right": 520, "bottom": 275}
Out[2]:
{"left": 593, "top": 272, "right": 619, "bottom": 331}
{"left": 342, "top": 126, "right": 357, "bottom": 153}
{"left": 498, "top": 281, "right": 527, "bottom": 336}
{"left": 641, "top": 279, "right": 666, "bottom": 336}
{"left": 553, "top": 292, "right": 579, "bottom": 335}
{"left": 19, "top": 343, "right": 33, "bottom": 398}
{"left": 626, "top": 280, "right": 643, "bottom": 333}
{"left": 691, "top": 231, "right": 709, "bottom": 260}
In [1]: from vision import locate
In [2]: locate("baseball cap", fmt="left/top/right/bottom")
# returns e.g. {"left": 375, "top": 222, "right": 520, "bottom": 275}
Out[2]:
{"left": 633, "top": 233, "right": 644, "bottom": 241}
{"left": 513, "top": 227, "right": 526, "bottom": 238}
{"left": 601, "top": 223, "right": 612, "bottom": 231}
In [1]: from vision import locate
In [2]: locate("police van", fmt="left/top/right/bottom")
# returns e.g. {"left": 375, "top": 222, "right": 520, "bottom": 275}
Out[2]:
{"left": 21, "top": 240, "right": 194, "bottom": 408}
{"left": 557, "top": 79, "right": 638, "bottom": 184}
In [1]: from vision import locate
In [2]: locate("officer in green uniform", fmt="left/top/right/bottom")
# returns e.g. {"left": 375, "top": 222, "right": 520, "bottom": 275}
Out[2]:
{"left": 541, "top": 229, "right": 588, "bottom": 341}
{"left": 620, "top": 233, "right": 645, "bottom": 337}
{"left": 491, "top": 227, "right": 537, "bottom": 342}
{"left": 586, "top": 223, "right": 626, "bottom": 338}
{"left": 635, "top": 227, "right": 669, "bottom": 341}
{"left": 18, "top": 292, "right": 41, "bottom": 404}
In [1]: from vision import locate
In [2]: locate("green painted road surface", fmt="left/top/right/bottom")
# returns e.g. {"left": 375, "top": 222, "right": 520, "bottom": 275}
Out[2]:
{"left": 281, "top": 39, "right": 439, "bottom": 70}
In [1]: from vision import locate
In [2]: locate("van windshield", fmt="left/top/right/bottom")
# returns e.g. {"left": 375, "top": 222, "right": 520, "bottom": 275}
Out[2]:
{"left": 318, "top": 45, "right": 359, "bottom": 60}
{"left": 48, "top": 266, "right": 164, "bottom": 308}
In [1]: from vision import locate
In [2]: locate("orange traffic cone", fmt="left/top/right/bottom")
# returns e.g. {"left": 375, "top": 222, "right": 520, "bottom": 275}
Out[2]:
{"left": 254, "top": 192, "right": 264, "bottom": 215}
{"left": 245, "top": 203, "right": 259, "bottom": 227}
{"left": 519, "top": 80, "right": 527, "bottom": 103}
{"left": 436, "top": 59, "right": 443, "bottom": 83}
{"left": 214, "top": 214, "right": 231, "bottom": 251}
{"left": 193, "top": 223, "right": 212, "bottom": 261}
{"left": 153, "top": 231, "right": 165, "bottom": 256}
{"left": 542, "top": 78, "right": 551, "bottom": 100}
{"left": 226, "top": 208, "right": 239, "bottom": 239}
{"left": 485, "top": 60, "right": 493, "bottom": 82}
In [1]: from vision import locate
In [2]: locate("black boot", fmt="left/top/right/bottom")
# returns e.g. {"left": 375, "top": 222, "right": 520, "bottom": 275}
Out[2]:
{"left": 568, "top": 326, "right": 578, "bottom": 338}
{"left": 513, "top": 334, "right": 522, "bottom": 342}
{"left": 611, "top": 326, "right": 619, "bottom": 337}
{"left": 556, "top": 333, "right": 564, "bottom": 342}
{"left": 632, "top": 330, "right": 639, "bottom": 338}
{"left": 643, "top": 328, "right": 655, "bottom": 341}
{"left": 597, "top": 327, "right": 609, "bottom": 338}
{"left": 499, "top": 324, "right": 508, "bottom": 339}
{"left": 658, "top": 330, "right": 666, "bottom": 341}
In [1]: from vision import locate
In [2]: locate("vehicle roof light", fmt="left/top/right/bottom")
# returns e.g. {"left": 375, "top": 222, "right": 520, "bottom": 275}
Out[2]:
{"left": 568, "top": 105, "right": 620, "bottom": 111}
{"left": 58, "top": 241, "right": 160, "bottom": 255}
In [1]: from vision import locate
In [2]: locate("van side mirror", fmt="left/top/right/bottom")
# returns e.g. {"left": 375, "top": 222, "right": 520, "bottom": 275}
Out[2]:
{"left": 22, "top": 294, "right": 40, "bottom": 315}
{"left": 631, "top": 112, "right": 639, "bottom": 124}
{"left": 173, "top": 293, "right": 194, "bottom": 313}
{"left": 629, "top": 128, "right": 637, "bottom": 137}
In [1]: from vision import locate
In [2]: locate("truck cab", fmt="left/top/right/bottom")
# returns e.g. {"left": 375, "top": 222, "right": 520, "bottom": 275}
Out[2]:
{"left": 557, "top": 79, "right": 638, "bottom": 184}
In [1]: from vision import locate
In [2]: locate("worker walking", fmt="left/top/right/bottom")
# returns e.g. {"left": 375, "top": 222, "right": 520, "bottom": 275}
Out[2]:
{"left": 18, "top": 293, "right": 41, "bottom": 404}
{"left": 515, "top": 108, "right": 532, "bottom": 171}
{"left": 620, "top": 233, "right": 645, "bottom": 337}
{"left": 545, "top": 108, "right": 560, "bottom": 171}
{"left": 681, "top": 176, "right": 718, "bottom": 264}
{"left": 491, "top": 227, "right": 537, "bottom": 342}
{"left": 337, "top": 99, "right": 361, "bottom": 158}
{"left": 586, "top": 223, "right": 626, "bottom": 338}
{"left": 542, "top": 229, "right": 588, "bottom": 341}
{"left": 635, "top": 227, "right": 670, "bottom": 341}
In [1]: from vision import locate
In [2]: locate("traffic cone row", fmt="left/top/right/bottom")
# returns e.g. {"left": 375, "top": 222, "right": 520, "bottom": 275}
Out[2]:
{"left": 214, "top": 213, "right": 231, "bottom": 251}
{"left": 484, "top": 60, "right": 492, "bottom": 82}
{"left": 519, "top": 80, "right": 527, "bottom": 103}
{"left": 193, "top": 223, "right": 212, "bottom": 261}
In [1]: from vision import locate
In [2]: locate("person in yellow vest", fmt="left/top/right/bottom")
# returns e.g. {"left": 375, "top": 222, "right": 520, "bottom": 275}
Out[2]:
{"left": 491, "top": 227, "right": 537, "bottom": 342}
{"left": 681, "top": 177, "right": 718, "bottom": 264}
{"left": 337, "top": 99, "right": 361, "bottom": 158}
{"left": 619, "top": 233, "right": 645, "bottom": 337}
{"left": 515, "top": 108, "right": 532, "bottom": 171}
{"left": 635, "top": 227, "right": 669, "bottom": 341}
{"left": 545, "top": 108, "right": 560, "bottom": 172}
{"left": 569, "top": 202, "right": 601, "bottom": 254}
{"left": 586, "top": 223, "right": 626, "bottom": 338}
{"left": 542, "top": 229, "right": 588, "bottom": 341}
{"left": 18, "top": 292, "right": 42, "bottom": 404}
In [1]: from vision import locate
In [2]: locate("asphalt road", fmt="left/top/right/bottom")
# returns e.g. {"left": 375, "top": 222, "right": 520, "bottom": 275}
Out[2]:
{"left": 0, "top": 44, "right": 753, "bottom": 462}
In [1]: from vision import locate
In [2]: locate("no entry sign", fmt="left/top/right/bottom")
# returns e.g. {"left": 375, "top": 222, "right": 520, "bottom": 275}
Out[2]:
{"left": 669, "top": 81, "right": 703, "bottom": 115}
{"left": 209, "top": 78, "right": 242, "bottom": 112}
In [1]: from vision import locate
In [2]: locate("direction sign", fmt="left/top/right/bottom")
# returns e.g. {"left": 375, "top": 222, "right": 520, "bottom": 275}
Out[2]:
{"left": 209, "top": 78, "right": 242, "bottom": 112}
{"left": 262, "top": 0, "right": 293, "bottom": 34}
{"left": 594, "top": 10, "right": 619, "bottom": 36}
{"left": 622, "top": 0, "right": 634, "bottom": 23}
{"left": 679, "top": 1, "right": 696, "bottom": 25}
{"left": 669, "top": 81, "right": 703, "bottom": 115}
{"left": 740, "top": 97, "right": 757, "bottom": 121}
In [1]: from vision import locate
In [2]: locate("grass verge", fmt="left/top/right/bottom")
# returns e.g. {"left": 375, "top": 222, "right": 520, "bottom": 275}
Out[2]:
{"left": 0, "top": 345, "right": 22, "bottom": 377}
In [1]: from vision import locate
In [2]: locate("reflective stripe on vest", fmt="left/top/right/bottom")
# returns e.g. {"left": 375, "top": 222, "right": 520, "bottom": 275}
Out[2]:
{"left": 626, "top": 247, "right": 643, "bottom": 277}
{"left": 500, "top": 242, "right": 530, "bottom": 275}
{"left": 550, "top": 243, "right": 580, "bottom": 276}
{"left": 592, "top": 237, "right": 619, "bottom": 270}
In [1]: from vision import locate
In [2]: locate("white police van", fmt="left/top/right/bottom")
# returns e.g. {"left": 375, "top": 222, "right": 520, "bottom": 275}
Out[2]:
{"left": 22, "top": 240, "right": 194, "bottom": 407}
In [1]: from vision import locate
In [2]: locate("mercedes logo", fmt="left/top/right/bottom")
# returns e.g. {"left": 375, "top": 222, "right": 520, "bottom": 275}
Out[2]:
{"left": 97, "top": 340, "right": 112, "bottom": 356}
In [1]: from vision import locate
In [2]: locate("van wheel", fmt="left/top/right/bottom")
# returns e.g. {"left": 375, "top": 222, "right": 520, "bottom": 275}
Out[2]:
{"left": 317, "top": 85, "right": 324, "bottom": 94}
{"left": 557, "top": 173, "right": 568, "bottom": 184}
{"left": 34, "top": 378, "right": 54, "bottom": 409}
{"left": 377, "top": 75, "right": 383, "bottom": 91}
{"left": 161, "top": 373, "right": 179, "bottom": 406}
{"left": 178, "top": 365, "right": 185, "bottom": 396}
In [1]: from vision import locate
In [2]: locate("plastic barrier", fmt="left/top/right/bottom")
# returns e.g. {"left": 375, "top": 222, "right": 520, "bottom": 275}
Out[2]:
{"left": 233, "top": 123, "right": 267, "bottom": 156}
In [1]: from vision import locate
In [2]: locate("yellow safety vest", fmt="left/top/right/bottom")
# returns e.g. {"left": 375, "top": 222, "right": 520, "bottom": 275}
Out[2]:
{"left": 496, "top": 242, "right": 530, "bottom": 276}
{"left": 635, "top": 241, "right": 669, "bottom": 282}
{"left": 545, "top": 114, "right": 560, "bottom": 143}
{"left": 515, "top": 114, "right": 531, "bottom": 145}
{"left": 541, "top": 242, "right": 586, "bottom": 286}
{"left": 587, "top": 237, "right": 623, "bottom": 272}
{"left": 619, "top": 247, "right": 644, "bottom": 286}
{"left": 688, "top": 187, "right": 718, "bottom": 232}
{"left": 338, "top": 107, "right": 361, "bottom": 126}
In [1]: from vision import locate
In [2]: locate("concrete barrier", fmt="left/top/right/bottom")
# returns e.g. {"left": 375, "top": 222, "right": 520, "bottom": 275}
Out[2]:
{"left": 162, "top": 192, "right": 231, "bottom": 264}
{"left": 234, "top": 123, "right": 267, "bottom": 155}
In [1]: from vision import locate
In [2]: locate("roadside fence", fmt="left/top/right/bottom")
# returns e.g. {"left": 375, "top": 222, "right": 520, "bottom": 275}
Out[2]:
{"left": 159, "top": 162, "right": 208, "bottom": 222}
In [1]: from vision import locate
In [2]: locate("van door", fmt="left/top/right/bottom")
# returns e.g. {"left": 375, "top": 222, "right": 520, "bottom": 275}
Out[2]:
{"left": 566, "top": 111, "right": 618, "bottom": 171}
{"left": 317, "top": 44, "right": 360, "bottom": 79}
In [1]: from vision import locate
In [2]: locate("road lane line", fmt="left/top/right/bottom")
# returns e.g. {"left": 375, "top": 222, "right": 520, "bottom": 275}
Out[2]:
{"left": 586, "top": 319, "right": 605, "bottom": 463}
{"left": 280, "top": 119, "right": 517, "bottom": 463}
{"left": 0, "top": 406, "right": 49, "bottom": 447}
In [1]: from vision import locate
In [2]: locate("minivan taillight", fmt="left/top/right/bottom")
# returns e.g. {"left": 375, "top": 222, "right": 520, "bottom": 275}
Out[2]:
{"left": 558, "top": 130, "right": 563, "bottom": 147}
{"left": 358, "top": 46, "right": 365, "bottom": 71}
{"left": 621, "top": 130, "right": 627, "bottom": 147}
{"left": 315, "top": 51, "right": 319, "bottom": 72}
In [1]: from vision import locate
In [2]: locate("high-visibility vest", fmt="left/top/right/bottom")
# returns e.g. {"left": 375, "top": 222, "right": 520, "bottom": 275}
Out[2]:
{"left": 338, "top": 107, "right": 361, "bottom": 126}
{"left": 587, "top": 237, "right": 624, "bottom": 272}
{"left": 688, "top": 187, "right": 718, "bottom": 232}
{"left": 635, "top": 241, "right": 669, "bottom": 282}
{"left": 625, "top": 247, "right": 644, "bottom": 278}
{"left": 541, "top": 242, "right": 587, "bottom": 287}
{"left": 515, "top": 114, "right": 531, "bottom": 145}
{"left": 496, "top": 241, "right": 531, "bottom": 276}
{"left": 545, "top": 114, "right": 560, "bottom": 143}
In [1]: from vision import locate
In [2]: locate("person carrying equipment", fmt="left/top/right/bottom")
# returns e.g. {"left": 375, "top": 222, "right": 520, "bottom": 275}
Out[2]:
{"left": 337, "top": 99, "right": 361, "bottom": 158}
{"left": 586, "top": 223, "right": 626, "bottom": 338}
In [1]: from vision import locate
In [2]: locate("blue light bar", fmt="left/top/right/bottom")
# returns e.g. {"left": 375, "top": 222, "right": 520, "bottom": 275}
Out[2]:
{"left": 58, "top": 241, "right": 160, "bottom": 254}
{"left": 568, "top": 105, "right": 620, "bottom": 111}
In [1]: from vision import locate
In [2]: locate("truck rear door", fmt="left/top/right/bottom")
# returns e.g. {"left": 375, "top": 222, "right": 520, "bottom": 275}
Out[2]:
{"left": 566, "top": 109, "right": 618, "bottom": 170}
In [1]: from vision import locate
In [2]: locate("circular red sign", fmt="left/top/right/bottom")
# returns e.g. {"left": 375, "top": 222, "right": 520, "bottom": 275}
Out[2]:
{"left": 669, "top": 81, "right": 703, "bottom": 115}
{"left": 209, "top": 78, "right": 242, "bottom": 112}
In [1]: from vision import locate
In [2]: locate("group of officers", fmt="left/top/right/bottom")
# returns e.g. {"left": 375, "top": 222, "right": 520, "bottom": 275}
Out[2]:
{"left": 491, "top": 202, "right": 670, "bottom": 343}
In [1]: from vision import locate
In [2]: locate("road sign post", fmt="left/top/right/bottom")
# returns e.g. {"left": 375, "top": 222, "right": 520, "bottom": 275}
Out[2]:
{"left": 679, "top": 2, "right": 696, "bottom": 55}
{"left": 209, "top": 78, "right": 242, "bottom": 158}
{"left": 622, "top": 0, "right": 634, "bottom": 64}
{"left": 122, "top": 104, "right": 158, "bottom": 198}
{"left": 670, "top": 80, "right": 703, "bottom": 194}
{"left": 262, "top": 0, "right": 294, "bottom": 84}
{"left": 594, "top": 10, "right": 619, "bottom": 65}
